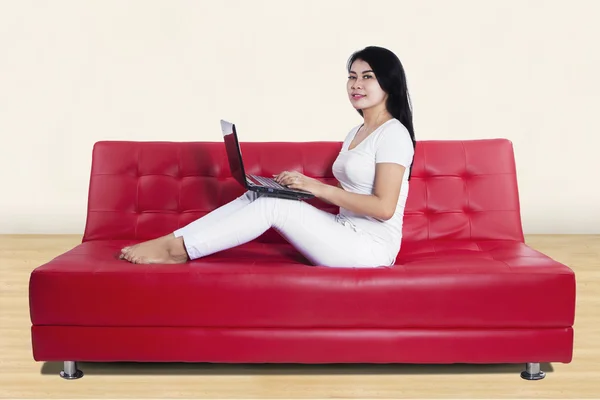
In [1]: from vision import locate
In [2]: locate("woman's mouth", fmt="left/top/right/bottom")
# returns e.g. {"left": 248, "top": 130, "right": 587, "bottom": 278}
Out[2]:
{"left": 351, "top": 94, "right": 366, "bottom": 100}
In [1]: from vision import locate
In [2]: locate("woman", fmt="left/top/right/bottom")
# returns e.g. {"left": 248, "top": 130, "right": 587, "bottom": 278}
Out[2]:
{"left": 120, "top": 46, "right": 416, "bottom": 267}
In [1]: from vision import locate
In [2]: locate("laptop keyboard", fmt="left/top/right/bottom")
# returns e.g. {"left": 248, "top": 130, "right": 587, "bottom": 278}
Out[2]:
{"left": 248, "top": 174, "right": 286, "bottom": 189}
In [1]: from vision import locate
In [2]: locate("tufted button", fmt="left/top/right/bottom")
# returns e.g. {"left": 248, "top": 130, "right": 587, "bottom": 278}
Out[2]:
{"left": 461, "top": 170, "right": 473, "bottom": 180}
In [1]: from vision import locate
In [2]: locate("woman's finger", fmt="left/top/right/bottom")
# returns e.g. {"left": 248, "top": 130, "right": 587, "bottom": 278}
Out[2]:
{"left": 274, "top": 171, "right": 303, "bottom": 186}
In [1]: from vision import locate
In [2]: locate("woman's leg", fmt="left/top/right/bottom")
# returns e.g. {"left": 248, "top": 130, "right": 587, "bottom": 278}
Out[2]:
{"left": 120, "top": 191, "right": 259, "bottom": 262}
{"left": 173, "top": 190, "right": 259, "bottom": 238}
{"left": 180, "top": 195, "right": 392, "bottom": 268}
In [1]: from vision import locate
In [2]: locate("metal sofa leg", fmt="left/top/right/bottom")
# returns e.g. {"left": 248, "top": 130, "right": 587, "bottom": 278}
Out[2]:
{"left": 520, "top": 362, "right": 545, "bottom": 380}
{"left": 60, "top": 361, "right": 84, "bottom": 379}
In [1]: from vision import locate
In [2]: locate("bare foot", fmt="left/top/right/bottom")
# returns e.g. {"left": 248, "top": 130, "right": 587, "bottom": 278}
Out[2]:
{"left": 120, "top": 234, "right": 189, "bottom": 264}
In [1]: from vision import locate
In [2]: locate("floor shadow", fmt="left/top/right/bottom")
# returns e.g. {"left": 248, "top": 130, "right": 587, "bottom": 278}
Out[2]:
{"left": 41, "top": 361, "right": 554, "bottom": 376}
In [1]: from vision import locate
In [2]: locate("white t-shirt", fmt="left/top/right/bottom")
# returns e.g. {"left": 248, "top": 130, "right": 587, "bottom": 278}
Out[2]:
{"left": 331, "top": 118, "right": 414, "bottom": 255}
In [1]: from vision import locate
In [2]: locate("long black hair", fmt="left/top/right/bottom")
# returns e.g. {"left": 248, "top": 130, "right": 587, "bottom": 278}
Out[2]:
{"left": 347, "top": 46, "right": 416, "bottom": 179}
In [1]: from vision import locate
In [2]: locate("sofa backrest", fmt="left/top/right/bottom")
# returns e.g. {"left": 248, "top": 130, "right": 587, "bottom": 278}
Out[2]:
{"left": 82, "top": 139, "right": 524, "bottom": 244}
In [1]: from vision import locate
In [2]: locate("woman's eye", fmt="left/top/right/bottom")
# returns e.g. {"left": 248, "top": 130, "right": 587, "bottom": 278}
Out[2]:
{"left": 363, "top": 75, "right": 373, "bottom": 79}
{"left": 348, "top": 76, "right": 356, "bottom": 80}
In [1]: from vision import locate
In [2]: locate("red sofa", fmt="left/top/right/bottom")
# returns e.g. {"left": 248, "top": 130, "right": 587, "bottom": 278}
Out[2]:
{"left": 28, "top": 139, "right": 576, "bottom": 380}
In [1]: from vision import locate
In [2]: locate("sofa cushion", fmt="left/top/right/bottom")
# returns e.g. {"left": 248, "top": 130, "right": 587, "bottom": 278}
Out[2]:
{"left": 81, "top": 141, "right": 341, "bottom": 244}
{"left": 29, "top": 239, "right": 575, "bottom": 329}
{"left": 82, "top": 139, "right": 525, "bottom": 246}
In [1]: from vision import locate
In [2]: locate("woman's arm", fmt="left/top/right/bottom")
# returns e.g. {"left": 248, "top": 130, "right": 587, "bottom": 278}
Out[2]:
{"left": 315, "top": 163, "right": 405, "bottom": 221}
{"left": 317, "top": 181, "right": 342, "bottom": 206}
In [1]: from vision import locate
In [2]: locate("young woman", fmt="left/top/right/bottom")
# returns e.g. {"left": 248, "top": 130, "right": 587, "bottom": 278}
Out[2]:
{"left": 120, "top": 46, "right": 416, "bottom": 268}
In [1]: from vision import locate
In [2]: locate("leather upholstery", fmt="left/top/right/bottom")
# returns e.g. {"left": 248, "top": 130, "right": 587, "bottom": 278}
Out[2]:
{"left": 32, "top": 326, "right": 573, "bottom": 363}
{"left": 28, "top": 139, "right": 576, "bottom": 365}
{"left": 82, "top": 141, "right": 340, "bottom": 243}
{"left": 82, "top": 139, "right": 524, "bottom": 243}
{"left": 30, "top": 239, "right": 574, "bottom": 329}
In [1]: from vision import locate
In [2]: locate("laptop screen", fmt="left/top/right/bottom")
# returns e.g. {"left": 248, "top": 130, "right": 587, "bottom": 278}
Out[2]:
{"left": 220, "top": 120, "right": 247, "bottom": 188}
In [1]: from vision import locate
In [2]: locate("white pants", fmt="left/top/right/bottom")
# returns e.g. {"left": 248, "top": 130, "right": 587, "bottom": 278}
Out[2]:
{"left": 173, "top": 190, "right": 393, "bottom": 268}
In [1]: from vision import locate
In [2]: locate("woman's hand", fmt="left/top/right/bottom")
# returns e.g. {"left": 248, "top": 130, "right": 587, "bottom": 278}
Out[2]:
{"left": 273, "top": 171, "right": 325, "bottom": 196}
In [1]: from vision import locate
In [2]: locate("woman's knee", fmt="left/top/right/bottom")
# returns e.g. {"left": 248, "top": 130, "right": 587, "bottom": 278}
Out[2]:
{"left": 242, "top": 190, "right": 260, "bottom": 202}
{"left": 254, "top": 194, "right": 293, "bottom": 205}
{"left": 253, "top": 194, "right": 284, "bottom": 212}
{"left": 254, "top": 195, "right": 301, "bottom": 224}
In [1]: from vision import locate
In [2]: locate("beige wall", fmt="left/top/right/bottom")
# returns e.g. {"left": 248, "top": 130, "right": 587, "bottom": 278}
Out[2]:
{"left": 1, "top": 0, "right": 598, "bottom": 234}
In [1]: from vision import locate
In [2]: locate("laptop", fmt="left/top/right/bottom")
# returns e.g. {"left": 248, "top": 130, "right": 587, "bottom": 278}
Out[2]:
{"left": 220, "top": 119, "right": 315, "bottom": 200}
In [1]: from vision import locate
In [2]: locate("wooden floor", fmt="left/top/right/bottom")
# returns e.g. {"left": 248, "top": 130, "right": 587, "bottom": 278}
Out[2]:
{"left": 1, "top": 234, "right": 599, "bottom": 399}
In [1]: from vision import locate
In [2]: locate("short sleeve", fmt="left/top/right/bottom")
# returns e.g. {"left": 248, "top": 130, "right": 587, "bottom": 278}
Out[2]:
{"left": 375, "top": 122, "right": 414, "bottom": 167}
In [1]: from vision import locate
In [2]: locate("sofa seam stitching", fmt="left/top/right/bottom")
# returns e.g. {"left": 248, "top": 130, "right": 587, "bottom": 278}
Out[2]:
{"left": 423, "top": 144, "right": 429, "bottom": 241}
{"left": 134, "top": 148, "right": 140, "bottom": 239}
{"left": 177, "top": 145, "right": 182, "bottom": 226}
{"left": 461, "top": 141, "right": 472, "bottom": 241}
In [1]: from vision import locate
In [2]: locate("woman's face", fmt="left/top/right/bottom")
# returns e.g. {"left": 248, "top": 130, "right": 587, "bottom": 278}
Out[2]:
{"left": 347, "top": 59, "right": 388, "bottom": 111}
